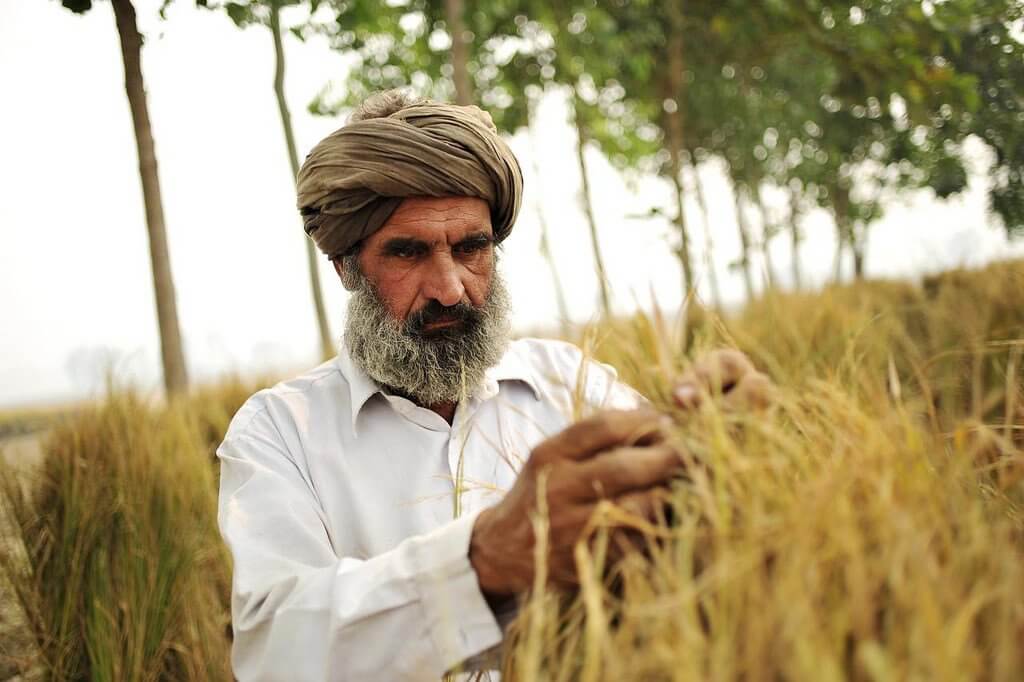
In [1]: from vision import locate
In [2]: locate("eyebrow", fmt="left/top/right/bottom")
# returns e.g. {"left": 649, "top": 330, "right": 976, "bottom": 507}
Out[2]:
{"left": 454, "top": 232, "right": 494, "bottom": 247}
{"left": 380, "top": 232, "right": 494, "bottom": 253}
{"left": 381, "top": 237, "right": 428, "bottom": 253}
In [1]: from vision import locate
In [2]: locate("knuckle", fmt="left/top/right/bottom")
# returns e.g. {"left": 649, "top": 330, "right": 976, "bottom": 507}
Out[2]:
{"left": 546, "top": 462, "right": 579, "bottom": 499}
{"left": 745, "top": 371, "right": 771, "bottom": 388}
{"left": 717, "top": 349, "right": 752, "bottom": 377}
{"left": 527, "top": 443, "right": 551, "bottom": 468}
{"left": 598, "top": 409, "right": 652, "bottom": 444}
{"left": 657, "top": 444, "right": 683, "bottom": 469}
{"left": 569, "top": 412, "right": 617, "bottom": 448}
{"left": 588, "top": 412, "right": 620, "bottom": 441}
{"left": 606, "top": 450, "right": 638, "bottom": 482}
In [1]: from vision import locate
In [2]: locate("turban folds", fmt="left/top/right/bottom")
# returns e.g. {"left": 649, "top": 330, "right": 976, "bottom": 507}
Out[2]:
{"left": 296, "top": 102, "right": 524, "bottom": 259}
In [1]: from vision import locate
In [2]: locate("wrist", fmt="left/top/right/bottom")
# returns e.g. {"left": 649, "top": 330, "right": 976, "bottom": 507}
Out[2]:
{"left": 469, "top": 507, "right": 515, "bottom": 599}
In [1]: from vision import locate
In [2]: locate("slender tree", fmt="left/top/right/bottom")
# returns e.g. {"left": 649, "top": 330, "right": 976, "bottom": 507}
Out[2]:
{"left": 571, "top": 93, "right": 612, "bottom": 316}
{"left": 218, "top": 0, "right": 335, "bottom": 359}
{"left": 729, "top": 177, "right": 756, "bottom": 300}
{"left": 269, "top": 3, "right": 334, "bottom": 359}
{"left": 752, "top": 183, "right": 779, "bottom": 288}
{"left": 444, "top": 0, "right": 472, "bottom": 105}
{"left": 662, "top": 0, "right": 695, "bottom": 296}
{"left": 686, "top": 158, "right": 722, "bottom": 308}
{"left": 62, "top": 0, "right": 190, "bottom": 397}
{"left": 526, "top": 104, "right": 572, "bottom": 336}
{"left": 787, "top": 183, "right": 804, "bottom": 290}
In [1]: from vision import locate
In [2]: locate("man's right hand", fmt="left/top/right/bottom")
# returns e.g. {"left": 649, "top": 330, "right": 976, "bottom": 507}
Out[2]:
{"left": 468, "top": 409, "right": 680, "bottom": 597}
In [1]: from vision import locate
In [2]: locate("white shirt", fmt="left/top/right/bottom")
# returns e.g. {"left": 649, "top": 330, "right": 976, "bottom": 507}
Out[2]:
{"left": 217, "top": 337, "right": 640, "bottom": 682}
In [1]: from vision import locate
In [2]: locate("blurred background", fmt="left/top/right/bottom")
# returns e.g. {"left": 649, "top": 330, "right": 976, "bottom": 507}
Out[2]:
{"left": 1, "top": 0, "right": 1022, "bottom": 407}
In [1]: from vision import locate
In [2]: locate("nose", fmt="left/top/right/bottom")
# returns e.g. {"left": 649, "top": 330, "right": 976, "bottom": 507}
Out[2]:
{"left": 422, "top": 256, "right": 466, "bottom": 308}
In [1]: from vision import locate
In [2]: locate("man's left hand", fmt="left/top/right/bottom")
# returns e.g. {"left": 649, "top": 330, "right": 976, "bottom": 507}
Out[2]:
{"left": 672, "top": 349, "right": 776, "bottom": 412}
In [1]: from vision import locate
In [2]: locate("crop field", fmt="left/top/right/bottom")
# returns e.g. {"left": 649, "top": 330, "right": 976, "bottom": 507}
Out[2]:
{"left": 1, "top": 259, "right": 1022, "bottom": 681}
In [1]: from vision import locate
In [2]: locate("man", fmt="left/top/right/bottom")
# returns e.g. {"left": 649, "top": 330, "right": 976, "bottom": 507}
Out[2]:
{"left": 217, "top": 90, "right": 771, "bottom": 681}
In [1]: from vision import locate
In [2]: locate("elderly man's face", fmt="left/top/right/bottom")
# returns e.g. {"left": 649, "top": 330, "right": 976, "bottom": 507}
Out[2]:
{"left": 344, "top": 196, "right": 495, "bottom": 324}
{"left": 335, "top": 195, "right": 510, "bottom": 406}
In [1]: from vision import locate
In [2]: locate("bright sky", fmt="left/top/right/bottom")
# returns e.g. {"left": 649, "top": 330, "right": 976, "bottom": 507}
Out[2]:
{"left": 2, "top": 0, "right": 1022, "bottom": 408}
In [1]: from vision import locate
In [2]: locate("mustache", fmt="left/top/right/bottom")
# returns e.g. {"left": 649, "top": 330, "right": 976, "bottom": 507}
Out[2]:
{"left": 404, "top": 299, "right": 482, "bottom": 337}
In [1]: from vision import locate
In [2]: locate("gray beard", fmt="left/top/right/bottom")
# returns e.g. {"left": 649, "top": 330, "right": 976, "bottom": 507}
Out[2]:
{"left": 344, "top": 269, "right": 512, "bottom": 406}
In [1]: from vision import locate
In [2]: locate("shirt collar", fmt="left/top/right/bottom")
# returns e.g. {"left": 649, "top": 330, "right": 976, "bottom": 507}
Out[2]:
{"left": 482, "top": 344, "right": 542, "bottom": 402}
{"left": 337, "top": 341, "right": 543, "bottom": 431}
{"left": 337, "top": 346, "right": 384, "bottom": 430}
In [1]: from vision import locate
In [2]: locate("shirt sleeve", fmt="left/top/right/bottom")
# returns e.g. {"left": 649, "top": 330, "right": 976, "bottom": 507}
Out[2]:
{"left": 580, "top": 356, "right": 646, "bottom": 411}
{"left": 217, "top": 428, "right": 503, "bottom": 682}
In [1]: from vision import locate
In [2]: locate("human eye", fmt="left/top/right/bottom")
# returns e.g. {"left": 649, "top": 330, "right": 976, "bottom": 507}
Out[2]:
{"left": 453, "top": 236, "right": 493, "bottom": 256}
{"left": 384, "top": 240, "right": 427, "bottom": 259}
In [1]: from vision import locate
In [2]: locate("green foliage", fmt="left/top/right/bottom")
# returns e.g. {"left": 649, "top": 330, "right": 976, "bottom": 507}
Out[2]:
{"left": 943, "top": 1, "right": 1024, "bottom": 234}
{"left": 294, "top": 0, "right": 1021, "bottom": 256}
{"left": 201, "top": 0, "right": 326, "bottom": 32}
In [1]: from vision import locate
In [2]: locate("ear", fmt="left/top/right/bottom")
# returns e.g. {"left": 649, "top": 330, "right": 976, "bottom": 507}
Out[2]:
{"left": 333, "top": 258, "right": 358, "bottom": 291}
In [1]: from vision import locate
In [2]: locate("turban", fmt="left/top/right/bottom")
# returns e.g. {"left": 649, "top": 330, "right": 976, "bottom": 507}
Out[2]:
{"left": 296, "top": 101, "right": 524, "bottom": 259}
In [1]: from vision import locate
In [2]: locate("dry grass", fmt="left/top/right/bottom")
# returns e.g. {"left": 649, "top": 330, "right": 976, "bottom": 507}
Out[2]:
{"left": 0, "top": 380, "right": 261, "bottom": 681}
{"left": 1, "top": 260, "right": 1022, "bottom": 680}
{"left": 506, "top": 260, "right": 1024, "bottom": 681}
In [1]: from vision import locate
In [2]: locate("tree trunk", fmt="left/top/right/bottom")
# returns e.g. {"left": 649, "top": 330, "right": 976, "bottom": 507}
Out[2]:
{"left": 571, "top": 93, "right": 612, "bottom": 317}
{"left": 851, "top": 229, "right": 866, "bottom": 279}
{"left": 752, "top": 183, "right": 779, "bottom": 289}
{"left": 832, "top": 184, "right": 852, "bottom": 284}
{"left": 788, "top": 187, "right": 803, "bottom": 290}
{"left": 686, "top": 158, "right": 721, "bottom": 309}
{"left": 537, "top": 207, "right": 572, "bottom": 337}
{"left": 526, "top": 107, "right": 571, "bottom": 336}
{"left": 270, "top": 5, "right": 334, "bottom": 361}
{"left": 833, "top": 227, "right": 846, "bottom": 283}
{"left": 663, "top": 0, "right": 695, "bottom": 297}
{"left": 445, "top": 0, "right": 472, "bottom": 105}
{"left": 731, "top": 181, "right": 756, "bottom": 301}
{"left": 667, "top": 164, "right": 695, "bottom": 297}
{"left": 111, "top": 0, "right": 188, "bottom": 397}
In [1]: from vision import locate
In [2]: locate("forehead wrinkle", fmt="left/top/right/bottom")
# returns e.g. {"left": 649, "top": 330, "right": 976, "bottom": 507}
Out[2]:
{"left": 377, "top": 219, "right": 493, "bottom": 248}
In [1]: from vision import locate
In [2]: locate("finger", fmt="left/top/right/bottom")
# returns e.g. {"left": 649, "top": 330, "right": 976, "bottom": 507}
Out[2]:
{"left": 598, "top": 489, "right": 669, "bottom": 562}
{"left": 549, "top": 489, "right": 668, "bottom": 572}
{"left": 721, "top": 371, "right": 777, "bottom": 412}
{"left": 614, "top": 486, "right": 669, "bottom": 522}
{"left": 695, "top": 349, "right": 755, "bottom": 393}
{"left": 672, "top": 378, "right": 704, "bottom": 410}
{"left": 568, "top": 445, "right": 683, "bottom": 500}
{"left": 673, "top": 349, "right": 757, "bottom": 408}
{"left": 609, "top": 487, "right": 675, "bottom": 562}
{"left": 531, "top": 409, "right": 669, "bottom": 465}
{"left": 549, "top": 486, "right": 664, "bottom": 545}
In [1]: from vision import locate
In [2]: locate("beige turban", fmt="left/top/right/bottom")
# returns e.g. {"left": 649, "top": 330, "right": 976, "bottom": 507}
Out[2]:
{"left": 296, "top": 102, "right": 524, "bottom": 259}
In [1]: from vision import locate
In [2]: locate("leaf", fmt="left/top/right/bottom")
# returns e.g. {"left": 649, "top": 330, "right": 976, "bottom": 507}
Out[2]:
{"left": 224, "top": 1, "right": 251, "bottom": 27}
{"left": 905, "top": 80, "right": 925, "bottom": 104}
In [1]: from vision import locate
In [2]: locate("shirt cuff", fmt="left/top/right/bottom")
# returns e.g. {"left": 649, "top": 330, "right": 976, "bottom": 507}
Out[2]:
{"left": 410, "top": 508, "right": 504, "bottom": 671}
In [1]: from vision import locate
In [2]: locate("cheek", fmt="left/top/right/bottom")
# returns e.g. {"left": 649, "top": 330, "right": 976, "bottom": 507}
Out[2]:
{"left": 370, "top": 271, "right": 421, "bottom": 319}
{"left": 463, "top": 258, "right": 494, "bottom": 306}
